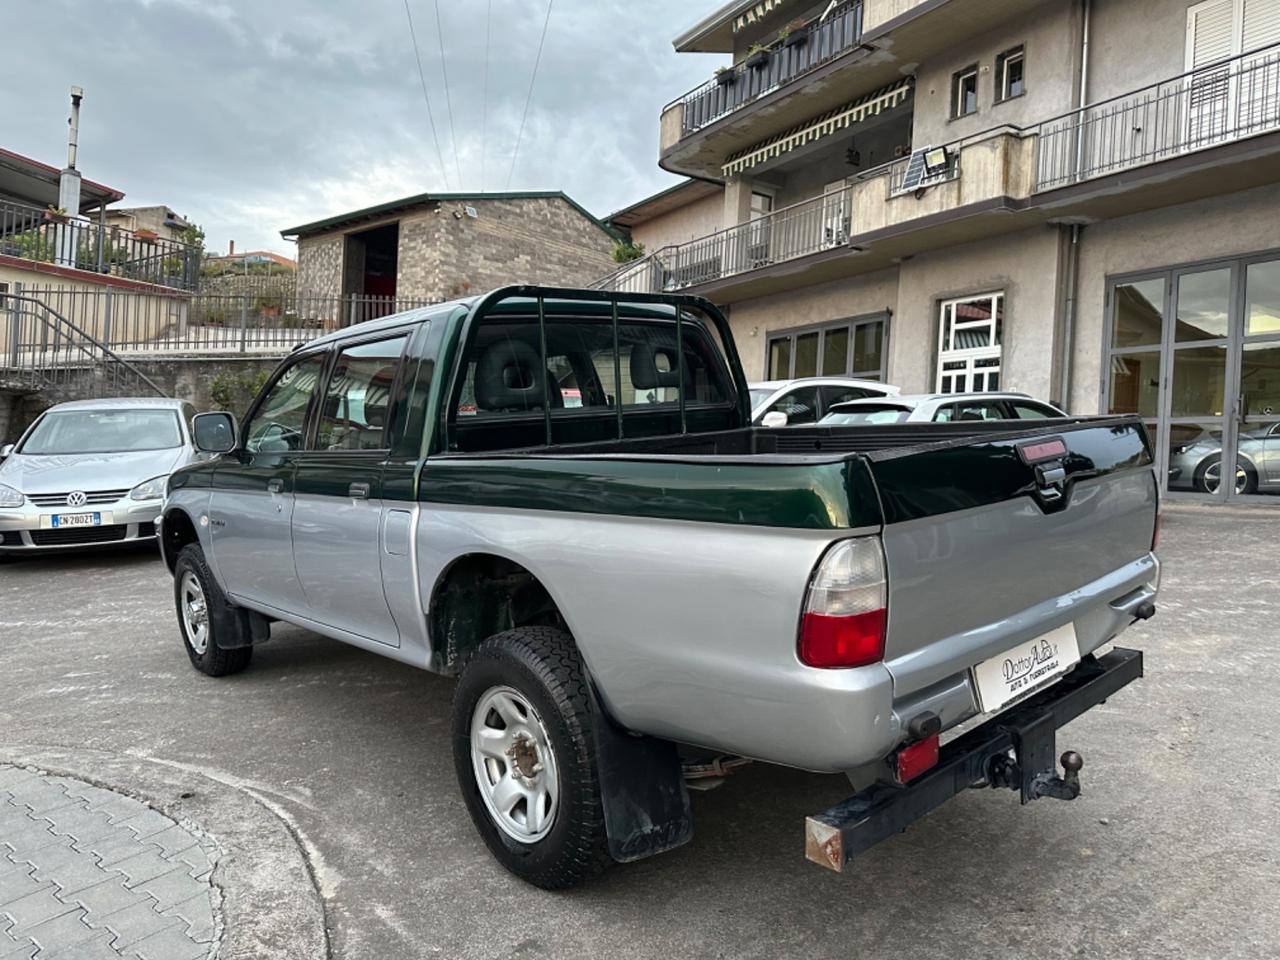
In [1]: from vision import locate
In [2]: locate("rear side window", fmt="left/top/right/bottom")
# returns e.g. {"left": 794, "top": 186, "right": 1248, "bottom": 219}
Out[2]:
{"left": 314, "top": 336, "right": 408, "bottom": 450}
{"left": 243, "top": 354, "right": 326, "bottom": 454}
{"left": 934, "top": 400, "right": 1008, "bottom": 422}
{"left": 1010, "top": 401, "right": 1060, "bottom": 419}
{"left": 822, "top": 404, "right": 910, "bottom": 425}
{"left": 766, "top": 386, "right": 820, "bottom": 425}
{"left": 821, "top": 385, "right": 876, "bottom": 408}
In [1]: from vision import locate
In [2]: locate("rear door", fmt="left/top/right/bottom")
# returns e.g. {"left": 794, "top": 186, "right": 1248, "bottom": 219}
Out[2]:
{"left": 211, "top": 351, "right": 326, "bottom": 610}
{"left": 864, "top": 419, "right": 1159, "bottom": 700}
{"left": 291, "top": 333, "right": 409, "bottom": 645}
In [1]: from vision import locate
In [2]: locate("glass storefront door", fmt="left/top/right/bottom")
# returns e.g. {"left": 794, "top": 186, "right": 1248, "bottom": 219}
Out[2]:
{"left": 1107, "top": 253, "right": 1280, "bottom": 501}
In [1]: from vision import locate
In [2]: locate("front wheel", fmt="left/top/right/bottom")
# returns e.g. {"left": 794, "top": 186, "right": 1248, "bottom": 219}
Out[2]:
{"left": 451, "top": 627, "right": 610, "bottom": 889}
{"left": 173, "top": 543, "right": 253, "bottom": 677}
{"left": 1197, "top": 455, "right": 1256, "bottom": 495}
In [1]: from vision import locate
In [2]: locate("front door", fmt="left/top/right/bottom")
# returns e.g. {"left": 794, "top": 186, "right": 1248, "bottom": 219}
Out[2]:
{"left": 211, "top": 352, "right": 327, "bottom": 610}
{"left": 291, "top": 333, "right": 409, "bottom": 645}
{"left": 1107, "top": 253, "right": 1280, "bottom": 501}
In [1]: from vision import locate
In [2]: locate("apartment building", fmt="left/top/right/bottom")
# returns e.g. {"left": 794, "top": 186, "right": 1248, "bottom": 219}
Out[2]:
{"left": 600, "top": 0, "right": 1280, "bottom": 504}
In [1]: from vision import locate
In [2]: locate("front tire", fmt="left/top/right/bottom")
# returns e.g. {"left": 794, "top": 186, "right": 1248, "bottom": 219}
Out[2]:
{"left": 173, "top": 543, "right": 253, "bottom": 677}
{"left": 451, "top": 627, "right": 610, "bottom": 889}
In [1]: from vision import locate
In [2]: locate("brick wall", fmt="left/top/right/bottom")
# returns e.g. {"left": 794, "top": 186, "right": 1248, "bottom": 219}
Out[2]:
{"left": 296, "top": 234, "right": 343, "bottom": 299}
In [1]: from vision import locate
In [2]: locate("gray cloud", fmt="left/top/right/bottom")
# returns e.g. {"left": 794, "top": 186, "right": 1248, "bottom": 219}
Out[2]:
{"left": 3, "top": 0, "right": 724, "bottom": 253}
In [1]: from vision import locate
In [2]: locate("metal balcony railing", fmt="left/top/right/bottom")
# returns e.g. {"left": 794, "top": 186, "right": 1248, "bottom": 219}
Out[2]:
{"left": 674, "top": 1, "right": 864, "bottom": 137}
{"left": 0, "top": 198, "right": 202, "bottom": 291}
{"left": 592, "top": 188, "right": 853, "bottom": 295}
{"left": 1034, "top": 40, "right": 1280, "bottom": 190}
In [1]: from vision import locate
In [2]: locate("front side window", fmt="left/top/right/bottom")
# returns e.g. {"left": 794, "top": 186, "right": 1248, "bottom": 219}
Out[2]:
{"left": 937, "top": 292, "right": 1004, "bottom": 393}
{"left": 766, "top": 386, "right": 820, "bottom": 425}
{"left": 996, "top": 46, "right": 1025, "bottom": 101}
{"left": 314, "top": 336, "right": 407, "bottom": 450}
{"left": 19, "top": 409, "right": 182, "bottom": 455}
{"left": 952, "top": 65, "right": 978, "bottom": 117}
{"left": 244, "top": 353, "right": 326, "bottom": 454}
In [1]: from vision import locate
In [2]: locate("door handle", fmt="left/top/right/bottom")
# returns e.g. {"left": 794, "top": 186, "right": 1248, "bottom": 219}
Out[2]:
{"left": 348, "top": 481, "right": 371, "bottom": 500}
{"left": 266, "top": 478, "right": 285, "bottom": 494}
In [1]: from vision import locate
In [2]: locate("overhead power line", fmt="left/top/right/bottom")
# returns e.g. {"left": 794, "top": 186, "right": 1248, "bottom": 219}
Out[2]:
{"left": 481, "top": 0, "right": 492, "bottom": 191}
{"left": 506, "top": 0, "right": 555, "bottom": 190}
{"left": 432, "top": 0, "right": 464, "bottom": 190}
{"left": 403, "top": 0, "right": 451, "bottom": 191}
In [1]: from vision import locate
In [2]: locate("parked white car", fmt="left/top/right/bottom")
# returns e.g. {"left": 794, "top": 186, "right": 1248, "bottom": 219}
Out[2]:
{"left": 0, "top": 398, "right": 202, "bottom": 554}
{"left": 749, "top": 377, "right": 900, "bottom": 426}
{"left": 819, "top": 392, "right": 1065, "bottom": 425}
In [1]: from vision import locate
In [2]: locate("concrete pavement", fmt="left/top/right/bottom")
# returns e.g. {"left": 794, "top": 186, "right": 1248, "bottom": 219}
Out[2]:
{"left": 0, "top": 505, "right": 1277, "bottom": 959}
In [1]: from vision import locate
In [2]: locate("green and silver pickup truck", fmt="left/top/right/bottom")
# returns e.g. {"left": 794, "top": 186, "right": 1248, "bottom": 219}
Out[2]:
{"left": 160, "top": 286, "right": 1160, "bottom": 888}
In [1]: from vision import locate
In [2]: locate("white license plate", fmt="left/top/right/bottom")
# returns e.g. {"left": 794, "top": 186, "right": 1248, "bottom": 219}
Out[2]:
{"left": 972, "top": 624, "right": 1081, "bottom": 714}
{"left": 49, "top": 512, "right": 103, "bottom": 528}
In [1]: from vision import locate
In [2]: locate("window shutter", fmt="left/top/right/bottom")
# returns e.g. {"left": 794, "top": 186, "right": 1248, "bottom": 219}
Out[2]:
{"left": 1243, "top": 0, "right": 1280, "bottom": 51}
{"left": 1187, "top": 0, "right": 1238, "bottom": 68}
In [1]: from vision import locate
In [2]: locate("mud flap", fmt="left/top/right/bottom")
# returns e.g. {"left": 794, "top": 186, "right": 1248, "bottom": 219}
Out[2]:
{"left": 212, "top": 608, "right": 271, "bottom": 650}
{"left": 588, "top": 684, "right": 693, "bottom": 863}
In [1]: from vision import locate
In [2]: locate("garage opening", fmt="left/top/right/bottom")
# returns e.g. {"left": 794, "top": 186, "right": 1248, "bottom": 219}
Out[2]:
{"left": 342, "top": 222, "right": 399, "bottom": 323}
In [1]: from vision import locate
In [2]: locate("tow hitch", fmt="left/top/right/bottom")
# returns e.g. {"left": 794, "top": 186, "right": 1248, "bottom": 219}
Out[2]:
{"left": 804, "top": 647, "right": 1142, "bottom": 873}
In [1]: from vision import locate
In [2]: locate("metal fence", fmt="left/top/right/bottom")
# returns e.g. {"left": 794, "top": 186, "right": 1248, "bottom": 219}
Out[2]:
{"left": 1035, "top": 40, "right": 1280, "bottom": 190}
{"left": 593, "top": 187, "right": 853, "bottom": 295}
{"left": 0, "top": 284, "right": 439, "bottom": 359}
{"left": 0, "top": 198, "right": 202, "bottom": 291}
{"left": 676, "top": 1, "right": 863, "bottom": 136}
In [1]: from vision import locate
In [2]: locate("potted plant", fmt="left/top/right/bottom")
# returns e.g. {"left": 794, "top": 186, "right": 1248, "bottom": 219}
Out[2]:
{"left": 745, "top": 43, "right": 771, "bottom": 70}
{"left": 134, "top": 228, "right": 159, "bottom": 242}
{"left": 715, "top": 65, "right": 736, "bottom": 87}
{"left": 42, "top": 205, "right": 68, "bottom": 224}
{"left": 782, "top": 19, "right": 809, "bottom": 48}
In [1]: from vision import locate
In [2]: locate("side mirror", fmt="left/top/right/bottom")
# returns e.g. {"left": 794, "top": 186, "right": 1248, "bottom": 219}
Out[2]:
{"left": 761, "top": 411, "right": 789, "bottom": 428}
{"left": 193, "top": 411, "right": 238, "bottom": 454}
{"left": 0, "top": 444, "right": 12, "bottom": 459}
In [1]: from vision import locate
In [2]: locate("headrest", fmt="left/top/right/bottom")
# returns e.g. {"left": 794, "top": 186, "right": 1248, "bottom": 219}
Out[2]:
{"left": 475, "top": 339, "right": 547, "bottom": 411}
{"left": 630, "top": 341, "right": 682, "bottom": 390}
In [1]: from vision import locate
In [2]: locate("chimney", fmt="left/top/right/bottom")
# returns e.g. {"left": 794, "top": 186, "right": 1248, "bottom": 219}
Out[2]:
{"left": 228, "top": 240, "right": 235, "bottom": 256}
{"left": 55, "top": 86, "right": 85, "bottom": 267}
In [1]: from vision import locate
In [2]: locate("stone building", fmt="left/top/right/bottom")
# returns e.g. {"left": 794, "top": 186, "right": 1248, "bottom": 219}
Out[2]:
{"left": 281, "top": 191, "right": 617, "bottom": 320}
{"left": 598, "top": 0, "right": 1280, "bottom": 506}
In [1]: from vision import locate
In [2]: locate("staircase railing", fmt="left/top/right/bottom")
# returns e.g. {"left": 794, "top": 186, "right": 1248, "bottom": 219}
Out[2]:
{"left": 0, "top": 294, "right": 168, "bottom": 399}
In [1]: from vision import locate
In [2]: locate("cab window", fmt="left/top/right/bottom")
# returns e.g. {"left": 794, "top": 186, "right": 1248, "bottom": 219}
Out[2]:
{"left": 314, "top": 336, "right": 408, "bottom": 450}
{"left": 243, "top": 353, "right": 326, "bottom": 454}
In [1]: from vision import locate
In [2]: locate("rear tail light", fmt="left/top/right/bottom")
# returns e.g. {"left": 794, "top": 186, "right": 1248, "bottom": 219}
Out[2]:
{"left": 798, "top": 537, "right": 887, "bottom": 669}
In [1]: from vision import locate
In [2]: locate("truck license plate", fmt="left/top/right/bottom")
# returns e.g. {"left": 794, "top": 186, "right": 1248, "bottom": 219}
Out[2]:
{"left": 972, "top": 623, "right": 1081, "bottom": 714}
{"left": 49, "top": 512, "right": 103, "bottom": 528}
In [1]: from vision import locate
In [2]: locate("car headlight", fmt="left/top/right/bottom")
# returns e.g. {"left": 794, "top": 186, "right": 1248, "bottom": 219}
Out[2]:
{"left": 129, "top": 476, "right": 168, "bottom": 501}
{"left": 0, "top": 483, "right": 23, "bottom": 508}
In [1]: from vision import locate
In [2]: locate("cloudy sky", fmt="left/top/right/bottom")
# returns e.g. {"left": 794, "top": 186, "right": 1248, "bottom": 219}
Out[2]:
{"left": 4, "top": 0, "right": 723, "bottom": 255}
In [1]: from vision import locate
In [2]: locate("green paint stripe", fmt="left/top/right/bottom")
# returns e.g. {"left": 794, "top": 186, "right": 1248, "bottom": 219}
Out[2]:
{"left": 419, "top": 457, "right": 882, "bottom": 530}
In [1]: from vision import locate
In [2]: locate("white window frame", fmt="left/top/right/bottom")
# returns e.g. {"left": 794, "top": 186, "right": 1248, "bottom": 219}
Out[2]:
{"left": 936, "top": 291, "right": 1004, "bottom": 393}
{"left": 951, "top": 65, "right": 979, "bottom": 118}
{"left": 996, "top": 45, "right": 1025, "bottom": 101}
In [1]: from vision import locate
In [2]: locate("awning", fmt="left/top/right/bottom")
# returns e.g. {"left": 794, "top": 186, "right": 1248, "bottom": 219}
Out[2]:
{"left": 722, "top": 78, "right": 914, "bottom": 178}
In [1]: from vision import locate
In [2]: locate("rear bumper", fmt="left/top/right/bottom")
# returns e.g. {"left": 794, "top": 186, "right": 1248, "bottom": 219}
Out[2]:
{"left": 804, "top": 647, "right": 1143, "bottom": 872}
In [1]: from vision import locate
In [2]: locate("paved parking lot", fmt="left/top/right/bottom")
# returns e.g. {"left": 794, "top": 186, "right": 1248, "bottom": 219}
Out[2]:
{"left": 1, "top": 505, "right": 1277, "bottom": 960}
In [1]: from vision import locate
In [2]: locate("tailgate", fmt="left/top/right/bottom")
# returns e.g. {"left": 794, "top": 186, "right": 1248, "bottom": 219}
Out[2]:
{"left": 865, "top": 417, "right": 1158, "bottom": 699}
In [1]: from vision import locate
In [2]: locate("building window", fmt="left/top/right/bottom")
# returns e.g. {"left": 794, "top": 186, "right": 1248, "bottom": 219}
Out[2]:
{"left": 951, "top": 65, "right": 978, "bottom": 118}
{"left": 767, "top": 314, "right": 888, "bottom": 381}
{"left": 936, "top": 292, "right": 1003, "bottom": 393}
{"left": 996, "top": 46, "right": 1025, "bottom": 101}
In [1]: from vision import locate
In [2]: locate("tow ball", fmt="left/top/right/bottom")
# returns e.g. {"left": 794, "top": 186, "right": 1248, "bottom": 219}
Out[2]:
{"left": 988, "top": 750, "right": 1084, "bottom": 801}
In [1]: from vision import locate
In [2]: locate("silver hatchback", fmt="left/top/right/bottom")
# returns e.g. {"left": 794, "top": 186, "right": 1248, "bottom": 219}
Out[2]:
{"left": 0, "top": 398, "right": 202, "bottom": 554}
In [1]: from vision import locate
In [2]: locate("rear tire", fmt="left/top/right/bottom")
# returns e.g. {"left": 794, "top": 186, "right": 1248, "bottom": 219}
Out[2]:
{"left": 451, "top": 627, "right": 610, "bottom": 889}
{"left": 173, "top": 543, "right": 253, "bottom": 677}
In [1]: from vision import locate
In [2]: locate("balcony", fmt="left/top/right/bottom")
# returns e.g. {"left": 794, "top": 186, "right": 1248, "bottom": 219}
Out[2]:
{"left": 0, "top": 198, "right": 201, "bottom": 291}
{"left": 1033, "top": 40, "right": 1280, "bottom": 193}
{"left": 677, "top": 2, "right": 864, "bottom": 138}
